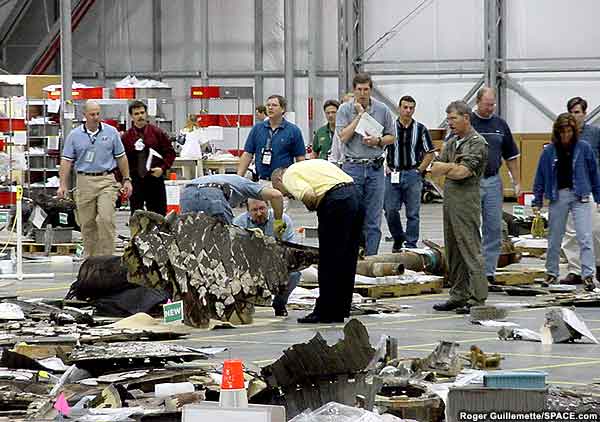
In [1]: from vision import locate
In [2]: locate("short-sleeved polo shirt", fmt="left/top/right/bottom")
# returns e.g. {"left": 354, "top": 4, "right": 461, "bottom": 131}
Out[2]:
{"left": 61, "top": 123, "right": 125, "bottom": 172}
{"left": 243, "top": 118, "right": 306, "bottom": 179}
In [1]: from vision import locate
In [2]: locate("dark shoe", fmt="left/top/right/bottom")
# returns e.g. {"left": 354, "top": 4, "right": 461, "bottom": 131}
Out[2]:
{"left": 297, "top": 313, "right": 344, "bottom": 324}
{"left": 487, "top": 276, "right": 503, "bottom": 292}
{"left": 273, "top": 306, "right": 288, "bottom": 317}
{"left": 455, "top": 304, "right": 473, "bottom": 315}
{"left": 433, "top": 301, "right": 465, "bottom": 312}
{"left": 541, "top": 274, "right": 558, "bottom": 288}
{"left": 583, "top": 276, "right": 598, "bottom": 292}
{"left": 560, "top": 273, "right": 582, "bottom": 285}
{"left": 392, "top": 241, "right": 404, "bottom": 253}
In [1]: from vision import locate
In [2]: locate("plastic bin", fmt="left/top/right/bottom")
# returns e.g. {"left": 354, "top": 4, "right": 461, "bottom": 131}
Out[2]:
{"left": 483, "top": 371, "right": 547, "bottom": 389}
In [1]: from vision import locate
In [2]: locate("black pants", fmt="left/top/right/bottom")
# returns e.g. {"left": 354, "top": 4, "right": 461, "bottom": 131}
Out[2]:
{"left": 130, "top": 175, "right": 167, "bottom": 216}
{"left": 314, "top": 185, "right": 364, "bottom": 320}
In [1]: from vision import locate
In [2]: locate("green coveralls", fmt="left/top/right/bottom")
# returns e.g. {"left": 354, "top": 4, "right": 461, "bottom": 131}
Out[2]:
{"left": 438, "top": 129, "right": 489, "bottom": 305}
{"left": 312, "top": 124, "right": 334, "bottom": 160}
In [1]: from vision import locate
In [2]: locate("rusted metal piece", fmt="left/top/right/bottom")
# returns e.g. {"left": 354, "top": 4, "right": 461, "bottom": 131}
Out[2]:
{"left": 356, "top": 261, "right": 404, "bottom": 277}
{"left": 123, "top": 211, "right": 319, "bottom": 328}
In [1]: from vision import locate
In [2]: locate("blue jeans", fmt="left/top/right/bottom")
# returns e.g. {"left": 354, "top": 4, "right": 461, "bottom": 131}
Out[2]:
{"left": 342, "top": 162, "right": 384, "bottom": 256}
{"left": 547, "top": 189, "right": 595, "bottom": 278}
{"left": 384, "top": 170, "right": 423, "bottom": 248}
{"left": 180, "top": 186, "right": 234, "bottom": 224}
{"left": 480, "top": 174, "right": 503, "bottom": 277}
{"left": 272, "top": 271, "right": 301, "bottom": 309}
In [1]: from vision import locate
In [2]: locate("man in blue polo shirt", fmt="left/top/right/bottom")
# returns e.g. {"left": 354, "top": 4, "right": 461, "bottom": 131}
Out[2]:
{"left": 233, "top": 198, "right": 299, "bottom": 317}
{"left": 237, "top": 95, "right": 306, "bottom": 180}
{"left": 57, "top": 100, "right": 133, "bottom": 257}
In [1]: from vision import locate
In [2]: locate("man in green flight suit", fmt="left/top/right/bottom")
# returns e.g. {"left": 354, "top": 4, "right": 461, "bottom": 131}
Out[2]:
{"left": 311, "top": 100, "right": 340, "bottom": 160}
{"left": 430, "top": 100, "right": 489, "bottom": 314}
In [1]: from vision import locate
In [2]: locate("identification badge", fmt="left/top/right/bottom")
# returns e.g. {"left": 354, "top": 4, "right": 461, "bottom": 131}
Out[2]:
{"left": 134, "top": 138, "right": 145, "bottom": 151}
{"left": 261, "top": 149, "right": 272, "bottom": 166}
{"left": 84, "top": 148, "right": 96, "bottom": 163}
{"left": 391, "top": 171, "right": 400, "bottom": 184}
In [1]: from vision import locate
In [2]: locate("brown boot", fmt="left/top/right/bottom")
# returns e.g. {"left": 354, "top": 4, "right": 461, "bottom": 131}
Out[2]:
{"left": 583, "top": 276, "right": 598, "bottom": 292}
{"left": 541, "top": 274, "right": 558, "bottom": 287}
{"left": 560, "top": 273, "right": 582, "bottom": 285}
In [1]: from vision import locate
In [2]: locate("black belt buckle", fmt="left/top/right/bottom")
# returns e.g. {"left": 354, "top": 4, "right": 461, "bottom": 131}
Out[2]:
{"left": 371, "top": 157, "right": 384, "bottom": 169}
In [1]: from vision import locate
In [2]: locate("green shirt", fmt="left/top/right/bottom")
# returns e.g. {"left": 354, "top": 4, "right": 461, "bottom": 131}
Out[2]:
{"left": 312, "top": 124, "right": 334, "bottom": 160}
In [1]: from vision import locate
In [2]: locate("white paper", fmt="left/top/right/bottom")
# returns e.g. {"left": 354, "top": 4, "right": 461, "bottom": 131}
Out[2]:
{"left": 146, "top": 148, "right": 163, "bottom": 171}
{"left": 12, "top": 131, "right": 26, "bottom": 146}
{"left": 147, "top": 98, "right": 157, "bottom": 116}
{"left": 474, "top": 320, "right": 519, "bottom": 327}
{"left": 31, "top": 205, "right": 47, "bottom": 229}
{"left": 205, "top": 125, "right": 224, "bottom": 141}
{"left": 47, "top": 136, "right": 60, "bottom": 150}
{"left": 355, "top": 112, "right": 384, "bottom": 138}
{"left": 38, "top": 357, "right": 68, "bottom": 372}
{"left": 47, "top": 100, "right": 60, "bottom": 113}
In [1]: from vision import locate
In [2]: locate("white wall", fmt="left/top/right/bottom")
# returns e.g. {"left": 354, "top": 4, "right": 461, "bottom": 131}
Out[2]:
{"left": 66, "top": 0, "right": 600, "bottom": 148}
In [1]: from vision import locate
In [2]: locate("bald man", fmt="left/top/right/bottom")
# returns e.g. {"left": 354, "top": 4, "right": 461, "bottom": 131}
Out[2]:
{"left": 58, "top": 100, "right": 133, "bottom": 257}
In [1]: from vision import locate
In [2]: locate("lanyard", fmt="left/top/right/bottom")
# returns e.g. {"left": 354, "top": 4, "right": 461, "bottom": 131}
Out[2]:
{"left": 266, "top": 126, "right": 280, "bottom": 149}
{"left": 83, "top": 122, "right": 102, "bottom": 145}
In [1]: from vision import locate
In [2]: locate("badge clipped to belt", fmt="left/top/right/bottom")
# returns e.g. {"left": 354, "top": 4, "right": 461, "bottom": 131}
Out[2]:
{"left": 391, "top": 171, "right": 400, "bottom": 184}
{"left": 261, "top": 148, "right": 272, "bottom": 165}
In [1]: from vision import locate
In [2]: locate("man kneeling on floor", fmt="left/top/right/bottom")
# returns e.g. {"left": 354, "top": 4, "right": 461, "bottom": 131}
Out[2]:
{"left": 271, "top": 160, "right": 364, "bottom": 324}
{"left": 233, "top": 198, "right": 301, "bottom": 317}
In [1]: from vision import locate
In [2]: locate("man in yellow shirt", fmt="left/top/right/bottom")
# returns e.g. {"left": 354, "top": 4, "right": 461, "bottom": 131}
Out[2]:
{"left": 271, "top": 159, "right": 363, "bottom": 323}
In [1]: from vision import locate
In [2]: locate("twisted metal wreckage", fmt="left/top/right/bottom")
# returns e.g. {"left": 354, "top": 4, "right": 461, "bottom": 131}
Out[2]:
{"left": 122, "top": 211, "right": 319, "bottom": 327}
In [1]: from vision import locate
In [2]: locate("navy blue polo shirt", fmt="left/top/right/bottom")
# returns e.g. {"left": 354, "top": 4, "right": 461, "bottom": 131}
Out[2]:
{"left": 470, "top": 112, "right": 519, "bottom": 178}
{"left": 243, "top": 118, "right": 306, "bottom": 179}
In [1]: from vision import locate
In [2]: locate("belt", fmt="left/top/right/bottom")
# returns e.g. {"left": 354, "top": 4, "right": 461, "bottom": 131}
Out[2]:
{"left": 344, "top": 157, "right": 384, "bottom": 165}
{"left": 77, "top": 170, "right": 114, "bottom": 176}
{"left": 389, "top": 165, "right": 418, "bottom": 171}
{"left": 327, "top": 182, "right": 354, "bottom": 194}
{"left": 188, "top": 182, "right": 232, "bottom": 200}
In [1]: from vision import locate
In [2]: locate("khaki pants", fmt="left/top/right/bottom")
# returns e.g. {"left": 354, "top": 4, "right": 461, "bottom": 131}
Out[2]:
{"left": 562, "top": 201, "right": 600, "bottom": 275}
{"left": 75, "top": 173, "right": 120, "bottom": 257}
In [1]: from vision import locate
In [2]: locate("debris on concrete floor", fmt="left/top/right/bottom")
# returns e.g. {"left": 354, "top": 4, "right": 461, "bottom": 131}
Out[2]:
{"left": 547, "top": 384, "right": 600, "bottom": 413}
{"left": 461, "top": 345, "right": 503, "bottom": 370}
{"left": 544, "top": 308, "right": 598, "bottom": 344}
{"left": 469, "top": 305, "right": 508, "bottom": 321}
{"left": 124, "top": 210, "right": 319, "bottom": 327}
{"left": 420, "top": 341, "right": 463, "bottom": 378}
{"left": 497, "top": 326, "right": 543, "bottom": 342}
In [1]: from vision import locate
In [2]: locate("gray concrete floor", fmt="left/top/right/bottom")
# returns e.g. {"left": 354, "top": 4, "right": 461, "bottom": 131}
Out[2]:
{"left": 4, "top": 201, "right": 600, "bottom": 387}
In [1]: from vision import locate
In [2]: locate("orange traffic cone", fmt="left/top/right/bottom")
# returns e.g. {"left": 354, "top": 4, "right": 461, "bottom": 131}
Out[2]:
{"left": 219, "top": 359, "right": 248, "bottom": 408}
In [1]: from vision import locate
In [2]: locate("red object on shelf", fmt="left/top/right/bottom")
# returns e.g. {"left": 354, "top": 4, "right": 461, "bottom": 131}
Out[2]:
{"left": 518, "top": 191, "right": 535, "bottom": 206}
{"left": 103, "top": 119, "right": 119, "bottom": 129}
{"left": 0, "top": 118, "right": 26, "bottom": 132}
{"left": 0, "top": 191, "right": 16, "bottom": 206}
{"left": 227, "top": 149, "right": 245, "bottom": 157}
{"left": 47, "top": 87, "right": 104, "bottom": 100}
{"left": 219, "top": 114, "right": 254, "bottom": 127}
{"left": 196, "top": 114, "right": 220, "bottom": 127}
{"left": 113, "top": 87, "right": 136, "bottom": 99}
{"left": 190, "top": 86, "right": 221, "bottom": 99}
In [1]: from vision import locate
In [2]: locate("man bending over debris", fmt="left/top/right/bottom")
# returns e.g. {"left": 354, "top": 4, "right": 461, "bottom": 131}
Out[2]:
{"left": 430, "top": 101, "right": 488, "bottom": 315}
{"left": 271, "top": 159, "right": 364, "bottom": 324}
{"left": 180, "top": 174, "right": 286, "bottom": 238}
{"left": 233, "top": 198, "right": 301, "bottom": 317}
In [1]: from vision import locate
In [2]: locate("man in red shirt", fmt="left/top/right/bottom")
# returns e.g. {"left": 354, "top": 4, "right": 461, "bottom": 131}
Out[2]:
{"left": 122, "top": 100, "right": 176, "bottom": 215}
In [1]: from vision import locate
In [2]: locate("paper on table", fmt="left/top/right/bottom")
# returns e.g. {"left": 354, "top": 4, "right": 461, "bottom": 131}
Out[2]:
{"left": 47, "top": 100, "right": 60, "bottom": 113}
{"left": 355, "top": 112, "right": 384, "bottom": 138}
{"left": 147, "top": 98, "right": 157, "bottom": 116}
{"left": 146, "top": 148, "right": 163, "bottom": 171}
